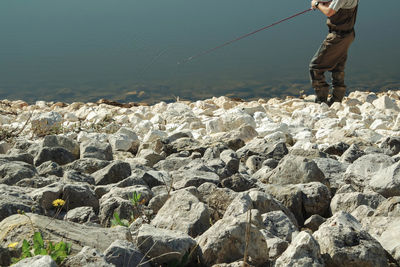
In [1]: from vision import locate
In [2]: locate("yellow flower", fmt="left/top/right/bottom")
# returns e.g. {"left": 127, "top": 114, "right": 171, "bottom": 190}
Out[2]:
{"left": 52, "top": 199, "right": 65, "bottom": 207}
{"left": 8, "top": 242, "right": 18, "bottom": 249}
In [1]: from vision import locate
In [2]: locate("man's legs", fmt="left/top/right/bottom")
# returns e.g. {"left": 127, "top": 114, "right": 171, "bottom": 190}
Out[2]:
{"left": 329, "top": 55, "right": 347, "bottom": 104}
{"left": 310, "top": 69, "right": 329, "bottom": 103}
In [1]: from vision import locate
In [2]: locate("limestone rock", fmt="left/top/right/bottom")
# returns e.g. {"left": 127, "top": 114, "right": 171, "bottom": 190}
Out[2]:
{"left": 197, "top": 211, "right": 269, "bottom": 266}
{"left": 93, "top": 160, "right": 132, "bottom": 185}
{"left": 137, "top": 224, "right": 197, "bottom": 265}
{"left": 262, "top": 210, "right": 299, "bottom": 242}
{"left": 80, "top": 140, "right": 113, "bottom": 161}
{"left": 42, "top": 135, "right": 80, "bottom": 158}
{"left": 0, "top": 161, "right": 38, "bottom": 185}
{"left": 12, "top": 255, "right": 57, "bottom": 267}
{"left": 64, "top": 206, "right": 99, "bottom": 224}
{"left": 313, "top": 211, "right": 390, "bottom": 267}
{"left": 330, "top": 191, "right": 386, "bottom": 214}
{"left": 104, "top": 239, "right": 148, "bottom": 267}
{"left": 34, "top": 147, "right": 76, "bottom": 166}
{"left": 275, "top": 231, "right": 324, "bottom": 267}
{"left": 370, "top": 161, "right": 400, "bottom": 197}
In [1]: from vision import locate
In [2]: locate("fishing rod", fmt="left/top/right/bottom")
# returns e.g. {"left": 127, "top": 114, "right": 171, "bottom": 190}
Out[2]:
{"left": 179, "top": 7, "right": 316, "bottom": 64}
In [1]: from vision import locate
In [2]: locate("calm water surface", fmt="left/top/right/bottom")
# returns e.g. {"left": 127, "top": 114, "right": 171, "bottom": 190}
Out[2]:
{"left": 1, "top": 0, "right": 399, "bottom": 104}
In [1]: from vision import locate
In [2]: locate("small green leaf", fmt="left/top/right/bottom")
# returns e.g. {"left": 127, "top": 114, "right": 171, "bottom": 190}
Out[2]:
{"left": 21, "top": 239, "right": 32, "bottom": 258}
{"left": 33, "top": 232, "right": 44, "bottom": 250}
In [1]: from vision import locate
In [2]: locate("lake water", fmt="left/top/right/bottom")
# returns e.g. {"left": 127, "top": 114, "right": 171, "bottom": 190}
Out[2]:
{"left": 1, "top": 0, "right": 399, "bottom": 104}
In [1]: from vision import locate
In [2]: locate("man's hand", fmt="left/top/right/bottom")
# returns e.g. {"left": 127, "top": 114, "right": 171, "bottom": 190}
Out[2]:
{"left": 311, "top": 0, "right": 319, "bottom": 10}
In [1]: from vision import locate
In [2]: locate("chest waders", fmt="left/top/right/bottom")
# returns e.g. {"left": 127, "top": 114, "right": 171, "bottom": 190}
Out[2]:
{"left": 309, "top": 4, "right": 358, "bottom": 105}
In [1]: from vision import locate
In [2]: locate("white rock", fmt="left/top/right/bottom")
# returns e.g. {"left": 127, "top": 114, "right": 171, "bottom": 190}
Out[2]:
{"left": 64, "top": 112, "right": 79, "bottom": 122}
{"left": 370, "top": 119, "right": 389, "bottom": 130}
{"left": 373, "top": 95, "right": 400, "bottom": 111}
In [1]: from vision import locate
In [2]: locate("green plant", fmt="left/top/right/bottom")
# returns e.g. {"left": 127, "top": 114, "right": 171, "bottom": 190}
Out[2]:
{"left": 11, "top": 231, "right": 71, "bottom": 265}
{"left": 110, "top": 212, "right": 130, "bottom": 227}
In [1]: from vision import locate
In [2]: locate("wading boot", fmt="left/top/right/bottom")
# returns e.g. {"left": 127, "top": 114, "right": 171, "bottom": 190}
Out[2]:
{"left": 327, "top": 86, "right": 346, "bottom": 106}
{"left": 314, "top": 87, "right": 329, "bottom": 104}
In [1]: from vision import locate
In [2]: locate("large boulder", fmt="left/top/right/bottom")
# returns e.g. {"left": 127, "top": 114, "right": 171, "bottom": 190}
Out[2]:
{"left": 0, "top": 213, "right": 131, "bottom": 254}
{"left": 197, "top": 211, "right": 269, "bottom": 266}
{"left": 370, "top": 161, "right": 400, "bottom": 197}
{"left": 42, "top": 135, "right": 80, "bottom": 158}
{"left": 259, "top": 155, "right": 326, "bottom": 186}
{"left": 80, "top": 140, "right": 113, "bottom": 161}
{"left": 64, "top": 158, "right": 110, "bottom": 174}
{"left": 313, "top": 211, "right": 391, "bottom": 267}
{"left": 275, "top": 231, "right": 324, "bottom": 267}
{"left": 137, "top": 224, "right": 197, "bottom": 265}
{"left": 92, "top": 160, "right": 132, "bottom": 185}
{"left": 151, "top": 189, "right": 210, "bottom": 237}
{"left": 330, "top": 191, "right": 386, "bottom": 214}
{"left": 34, "top": 147, "right": 76, "bottom": 166}
{"left": 0, "top": 161, "right": 37, "bottom": 185}
{"left": 104, "top": 239, "right": 148, "bottom": 267}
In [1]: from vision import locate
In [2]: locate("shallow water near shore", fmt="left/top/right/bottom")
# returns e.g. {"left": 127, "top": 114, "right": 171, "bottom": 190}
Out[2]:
{"left": 0, "top": 0, "right": 399, "bottom": 104}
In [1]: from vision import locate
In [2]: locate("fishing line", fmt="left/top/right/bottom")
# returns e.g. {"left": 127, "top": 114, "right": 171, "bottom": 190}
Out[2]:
{"left": 178, "top": 7, "right": 313, "bottom": 64}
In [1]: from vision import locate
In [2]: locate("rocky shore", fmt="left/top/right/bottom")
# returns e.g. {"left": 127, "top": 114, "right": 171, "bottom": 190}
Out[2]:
{"left": 1, "top": 90, "right": 400, "bottom": 266}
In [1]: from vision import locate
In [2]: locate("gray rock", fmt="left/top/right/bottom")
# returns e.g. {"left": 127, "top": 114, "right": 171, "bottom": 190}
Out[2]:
{"left": 37, "top": 161, "right": 63, "bottom": 177}
{"left": 148, "top": 193, "right": 168, "bottom": 214}
{"left": 80, "top": 140, "right": 113, "bottom": 161}
{"left": 34, "top": 147, "right": 76, "bottom": 166}
{"left": 15, "top": 175, "right": 59, "bottom": 189}
{"left": 0, "top": 153, "right": 34, "bottom": 165}
{"left": 137, "top": 224, "right": 197, "bottom": 265}
{"left": 151, "top": 189, "right": 210, "bottom": 237}
{"left": 136, "top": 148, "right": 164, "bottom": 167}
{"left": 30, "top": 183, "right": 64, "bottom": 211}
{"left": 220, "top": 149, "right": 240, "bottom": 174}
{"left": 262, "top": 210, "right": 298, "bottom": 242}
{"left": 275, "top": 231, "right": 324, "bottom": 267}
{"left": 340, "top": 143, "right": 365, "bottom": 163}
{"left": 63, "top": 184, "right": 99, "bottom": 211}
{"left": 197, "top": 211, "right": 269, "bottom": 266}
{"left": 260, "top": 155, "right": 326, "bottom": 186}
{"left": 297, "top": 182, "right": 331, "bottom": 218}
{"left": 0, "top": 213, "right": 132, "bottom": 254}
{"left": 0, "top": 161, "right": 37, "bottom": 185}
{"left": 263, "top": 235, "right": 288, "bottom": 260}
{"left": 221, "top": 173, "right": 256, "bottom": 192}
{"left": 323, "top": 141, "right": 350, "bottom": 156}
{"left": 245, "top": 155, "right": 265, "bottom": 174}
{"left": 0, "top": 184, "right": 41, "bottom": 222}
{"left": 43, "top": 135, "right": 80, "bottom": 158}
{"left": 99, "top": 196, "right": 134, "bottom": 227}
{"left": 63, "top": 246, "right": 112, "bottom": 267}
{"left": 344, "top": 153, "right": 395, "bottom": 191}
{"left": 0, "top": 141, "right": 10, "bottom": 154}
{"left": 201, "top": 185, "right": 237, "bottom": 221}
{"left": 223, "top": 192, "right": 254, "bottom": 219}
{"left": 141, "top": 170, "right": 169, "bottom": 188}
{"left": 351, "top": 205, "right": 375, "bottom": 221}
{"left": 314, "top": 157, "right": 349, "bottom": 194}
{"left": 153, "top": 155, "right": 192, "bottom": 172}
{"left": 104, "top": 239, "right": 148, "bottom": 267}
{"left": 171, "top": 170, "right": 220, "bottom": 190}
{"left": 380, "top": 136, "right": 400, "bottom": 156}
{"left": 64, "top": 206, "right": 99, "bottom": 224}
{"left": 303, "top": 214, "right": 327, "bottom": 232}
{"left": 330, "top": 191, "right": 386, "bottom": 214}
{"left": 63, "top": 170, "right": 95, "bottom": 184}
{"left": 11, "top": 255, "right": 57, "bottom": 267}
{"left": 64, "top": 158, "right": 110, "bottom": 174}
{"left": 93, "top": 160, "right": 132, "bottom": 185}
{"left": 237, "top": 139, "right": 288, "bottom": 162}
{"left": 370, "top": 161, "right": 400, "bottom": 197}
{"left": 313, "top": 211, "right": 390, "bottom": 267}
{"left": 373, "top": 197, "right": 400, "bottom": 217}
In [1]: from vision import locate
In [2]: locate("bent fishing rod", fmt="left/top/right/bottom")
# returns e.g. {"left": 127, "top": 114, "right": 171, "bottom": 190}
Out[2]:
{"left": 179, "top": 5, "right": 327, "bottom": 64}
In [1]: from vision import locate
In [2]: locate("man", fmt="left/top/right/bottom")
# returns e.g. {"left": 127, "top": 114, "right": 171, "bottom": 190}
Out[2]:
{"left": 309, "top": 0, "right": 359, "bottom": 105}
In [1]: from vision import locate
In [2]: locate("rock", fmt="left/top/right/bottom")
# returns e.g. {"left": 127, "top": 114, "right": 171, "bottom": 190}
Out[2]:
{"left": 340, "top": 143, "right": 365, "bottom": 163}
{"left": 370, "top": 161, "right": 400, "bottom": 197}
{"left": 153, "top": 155, "right": 192, "bottom": 172}
{"left": 0, "top": 161, "right": 37, "bottom": 185}
{"left": 104, "top": 239, "right": 148, "bottom": 267}
{"left": 372, "top": 95, "right": 399, "bottom": 111}
{"left": 11, "top": 255, "right": 57, "bottom": 267}
{"left": 380, "top": 137, "right": 400, "bottom": 156}
{"left": 0, "top": 184, "right": 41, "bottom": 222}
{"left": 264, "top": 236, "right": 288, "bottom": 260}
{"left": 260, "top": 155, "right": 326, "bottom": 186}
{"left": 275, "top": 231, "right": 324, "bottom": 267}
{"left": 0, "top": 153, "right": 34, "bottom": 165}
{"left": 171, "top": 170, "right": 220, "bottom": 190}
{"left": 64, "top": 206, "right": 99, "bottom": 224}
{"left": 323, "top": 141, "right": 350, "bottom": 156}
{"left": 29, "top": 183, "right": 64, "bottom": 211}
{"left": 136, "top": 149, "right": 164, "bottom": 167}
{"left": 221, "top": 173, "right": 256, "bottom": 192}
{"left": 64, "top": 158, "right": 110, "bottom": 174}
{"left": 108, "top": 127, "right": 139, "bottom": 152}
{"left": 0, "top": 213, "right": 131, "bottom": 254}
{"left": 313, "top": 157, "right": 348, "bottom": 193}
{"left": 313, "top": 211, "right": 391, "bottom": 267}
{"left": 351, "top": 205, "right": 375, "bottom": 221}
{"left": 37, "top": 161, "right": 63, "bottom": 177}
{"left": 148, "top": 193, "right": 168, "bottom": 214}
{"left": 297, "top": 182, "right": 331, "bottom": 218}
{"left": 197, "top": 211, "right": 269, "bottom": 266}
{"left": 303, "top": 214, "right": 327, "bottom": 232}
{"left": 42, "top": 135, "right": 80, "bottom": 158}
{"left": 246, "top": 155, "right": 265, "bottom": 174}
{"left": 137, "top": 224, "right": 197, "bottom": 265}
{"left": 0, "top": 141, "right": 11, "bottom": 154}
{"left": 34, "top": 147, "right": 76, "bottom": 166}
{"left": 63, "top": 170, "right": 95, "bottom": 184}
{"left": 63, "top": 246, "right": 112, "bottom": 267}
{"left": 344, "top": 153, "right": 395, "bottom": 191}
{"left": 141, "top": 170, "right": 170, "bottom": 188}
{"left": 93, "top": 160, "right": 132, "bottom": 185}
{"left": 80, "top": 140, "right": 113, "bottom": 161}
{"left": 262, "top": 210, "right": 299, "bottom": 242}
{"left": 330, "top": 191, "right": 386, "bottom": 214}
{"left": 98, "top": 196, "right": 134, "bottom": 227}
{"left": 63, "top": 184, "right": 99, "bottom": 211}
{"left": 151, "top": 189, "right": 210, "bottom": 237}
{"left": 30, "top": 111, "right": 62, "bottom": 136}
{"left": 220, "top": 149, "right": 240, "bottom": 174}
